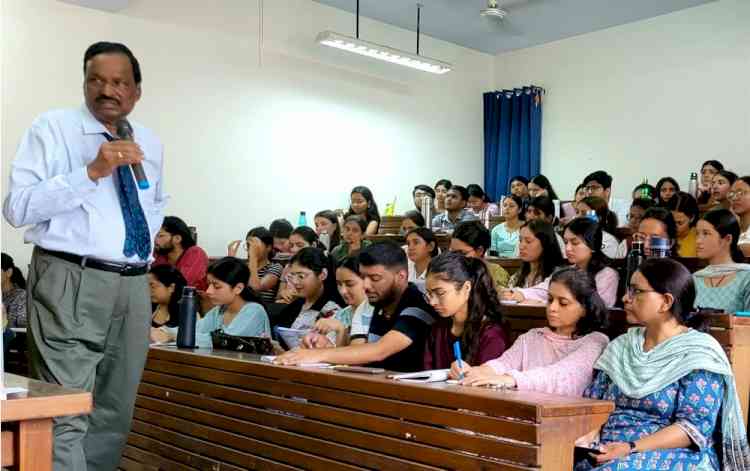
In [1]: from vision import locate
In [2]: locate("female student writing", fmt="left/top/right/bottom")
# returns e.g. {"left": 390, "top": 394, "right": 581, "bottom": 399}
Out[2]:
{"left": 423, "top": 252, "right": 509, "bottom": 370}
{"left": 451, "top": 267, "right": 609, "bottom": 397}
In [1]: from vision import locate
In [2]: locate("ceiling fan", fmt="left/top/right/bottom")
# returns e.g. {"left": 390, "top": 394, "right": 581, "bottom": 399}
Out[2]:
{"left": 478, "top": 0, "right": 540, "bottom": 36}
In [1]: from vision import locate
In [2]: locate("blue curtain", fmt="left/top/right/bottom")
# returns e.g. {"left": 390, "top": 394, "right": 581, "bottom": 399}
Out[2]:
{"left": 483, "top": 87, "right": 543, "bottom": 201}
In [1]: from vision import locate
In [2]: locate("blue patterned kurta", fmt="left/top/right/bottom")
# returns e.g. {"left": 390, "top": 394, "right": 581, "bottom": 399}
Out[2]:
{"left": 575, "top": 369, "right": 723, "bottom": 470}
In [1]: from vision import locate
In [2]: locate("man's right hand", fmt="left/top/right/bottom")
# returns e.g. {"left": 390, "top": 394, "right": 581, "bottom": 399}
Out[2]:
{"left": 87, "top": 141, "right": 144, "bottom": 182}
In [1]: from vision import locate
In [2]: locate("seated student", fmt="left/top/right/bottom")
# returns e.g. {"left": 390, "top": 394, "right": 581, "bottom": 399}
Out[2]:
{"left": 269, "top": 219, "right": 294, "bottom": 254}
{"left": 276, "top": 247, "right": 342, "bottom": 339}
{"left": 1, "top": 253, "right": 26, "bottom": 328}
{"left": 508, "top": 176, "right": 530, "bottom": 200}
{"left": 148, "top": 265, "right": 187, "bottom": 328}
{"left": 561, "top": 183, "right": 587, "bottom": 223}
{"left": 400, "top": 210, "right": 425, "bottom": 234}
{"left": 615, "top": 198, "right": 655, "bottom": 258}
{"left": 635, "top": 207, "right": 679, "bottom": 257}
{"left": 490, "top": 195, "right": 524, "bottom": 257}
{"left": 500, "top": 220, "right": 565, "bottom": 303}
{"left": 330, "top": 215, "right": 373, "bottom": 264}
{"left": 582, "top": 170, "right": 613, "bottom": 202}
{"left": 525, "top": 195, "right": 565, "bottom": 253}
{"left": 693, "top": 209, "right": 750, "bottom": 313}
{"left": 575, "top": 258, "right": 748, "bottom": 470}
{"left": 527, "top": 174, "right": 559, "bottom": 200}
{"left": 405, "top": 227, "right": 438, "bottom": 289}
{"left": 710, "top": 170, "right": 737, "bottom": 210}
{"left": 431, "top": 185, "right": 478, "bottom": 232}
{"left": 466, "top": 183, "right": 500, "bottom": 223}
{"left": 276, "top": 226, "right": 322, "bottom": 304}
{"left": 153, "top": 216, "right": 208, "bottom": 290}
{"left": 730, "top": 176, "right": 750, "bottom": 257}
{"left": 275, "top": 241, "right": 436, "bottom": 372}
{"left": 451, "top": 221, "right": 510, "bottom": 289}
{"left": 697, "top": 159, "right": 724, "bottom": 203}
{"left": 150, "top": 257, "right": 270, "bottom": 347}
{"left": 412, "top": 184, "right": 436, "bottom": 212}
{"left": 452, "top": 266, "right": 609, "bottom": 396}
{"left": 314, "top": 210, "right": 341, "bottom": 251}
{"left": 433, "top": 179, "right": 452, "bottom": 215}
{"left": 576, "top": 196, "right": 619, "bottom": 258}
{"left": 631, "top": 182, "right": 656, "bottom": 201}
{"left": 563, "top": 218, "right": 619, "bottom": 307}
{"left": 654, "top": 177, "right": 680, "bottom": 207}
{"left": 233, "top": 227, "right": 283, "bottom": 304}
{"left": 303, "top": 256, "right": 374, "bottom": 348}
{"left": 344, "top": 186, "right": 381, "bottom": 235}
{"left": 423, "top": 252, "right": 509, "bottom": 370}
{"left": 669, "top": 192, "right": 699, "bottom": 257}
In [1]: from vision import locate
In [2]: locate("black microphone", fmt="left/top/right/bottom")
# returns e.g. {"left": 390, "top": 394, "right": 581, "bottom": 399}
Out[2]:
{"left": 115, "top": 119, "right": 150, "bottom": 190}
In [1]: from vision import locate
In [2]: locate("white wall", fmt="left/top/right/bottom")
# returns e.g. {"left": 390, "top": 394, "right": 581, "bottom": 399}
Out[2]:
{"left": 494, "top": 0, "right": 750, "bottom": 200}
{"left": 1, "top": 0, "right": 493, "bottom": 268}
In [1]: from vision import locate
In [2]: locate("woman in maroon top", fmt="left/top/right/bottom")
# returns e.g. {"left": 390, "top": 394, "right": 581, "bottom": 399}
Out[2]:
{"left": 423, "top": 252, "right": 509, "bottom": 370}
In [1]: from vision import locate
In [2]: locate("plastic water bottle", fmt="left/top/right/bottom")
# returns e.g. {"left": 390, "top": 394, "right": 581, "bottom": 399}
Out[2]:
{"left": 688, "top": 172, "right": 698, "bottom": 198}
{"left": 298, "top": 211, "right": 307, "bottom": 227}
{"left": 586, "top": 210, "right": 599, "bottom": 223}
{"left": 176, "top": 286, "right": 197, "bottom": 348}
{"left": 649, "top": 236, "right": 670, "bottom": 258}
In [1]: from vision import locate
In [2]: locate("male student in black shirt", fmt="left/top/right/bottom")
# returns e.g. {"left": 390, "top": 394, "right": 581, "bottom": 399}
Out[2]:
{"left": 274, "top": 241, "right": 435, "bottom": 372}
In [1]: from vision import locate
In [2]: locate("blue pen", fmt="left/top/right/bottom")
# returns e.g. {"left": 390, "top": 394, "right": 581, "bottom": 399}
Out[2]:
{"left": 453, "top": 341, "right": 464, "bottom": 380}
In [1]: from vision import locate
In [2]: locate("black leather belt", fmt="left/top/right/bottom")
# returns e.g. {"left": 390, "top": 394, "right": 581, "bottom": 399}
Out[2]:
{"left": 41, "top": 249, "right": 149, "bottom": 276}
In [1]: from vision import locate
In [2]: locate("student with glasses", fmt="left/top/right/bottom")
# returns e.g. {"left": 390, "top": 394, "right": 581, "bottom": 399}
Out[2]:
{"left": 633, "top": 207, "right": 679, "bottom": 258}
{"left": 582, "top": 171, "right": 613, "bottom": 201}
{"left": 729, "top": 176, "right": 750, "bottom": 257}
{"left": 422, "top": 252, "right": 509, "bottom": 370}
{"left": 575, "top": 258, "right": 747, "bottom": 470}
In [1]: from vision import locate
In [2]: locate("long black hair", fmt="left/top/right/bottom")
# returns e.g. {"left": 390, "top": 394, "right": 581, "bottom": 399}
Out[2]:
{"left": 637, "top": 258, "right": 707, "bottom": 331}
{"left": 402, "top": 210, "right": 426, "bottom": 228}
{"left": 655, "top": 177, "right": 680, "bottom": 207}
{"left": 526, "top": 196, "right": 556, "bottom": 223}
{"left": 427, "top": 252, "right": 504, "bottom": 364}
{"left": 345, "top": 186, "right": 381, "bottom": 225}
{"left": 208, "top": 257, "right": 265, "bottom": 305}
{"left": 529, "top": 175, "right": 559, "bottom": 200}
{"left": 517, "top": 220, "right": 564, "bottom": 286}
{"left": 580, "top": 196, "right": 618, "bottom": 235}
{"left": 466, "top": 184, "right": 490, "bottom": 203}
{"left": 503, "top": 194, "right": 525, "bottom": 221}
{"left": 314, "top": 210, "right": 341, "bottom": 249}
{"left": 564, "top": 218, "right": 611, "bottom": 277}
{"left": 700, "top": 209, "right": 745, "bottom": 263}
{"left": 667, "top": 192, "right": 699, "bottom": 228}
{"left": 548, "top": 267, "right": 608, "bottom": 338}
{"left": 289, "top": 247, "right": 343, "bottom": 305}
{"left": 149, "top": 264, "right": 188, "bottom": 326}
{"left": 1, "top": 253, "right": 26, "bottom": 290}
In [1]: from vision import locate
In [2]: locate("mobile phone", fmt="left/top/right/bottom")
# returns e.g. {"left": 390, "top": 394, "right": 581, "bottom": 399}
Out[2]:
{"left": 333, "top": 365, "right": 386, "bottom": 374}
{"left": 574, "top": 445, "right": 603, "bottom": 455}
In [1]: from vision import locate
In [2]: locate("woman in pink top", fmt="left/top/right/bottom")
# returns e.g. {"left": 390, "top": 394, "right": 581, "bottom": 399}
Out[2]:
{"left": 563, "top": 218, "right": 619, "bottom": 307}
{"left": 450, "top": 266, "right": 610, "bottom": 397}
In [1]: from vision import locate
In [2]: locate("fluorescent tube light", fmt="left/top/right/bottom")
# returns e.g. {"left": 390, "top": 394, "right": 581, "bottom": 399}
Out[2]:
{"left": 316, "top": 31, "right": 452, "bottom": 75}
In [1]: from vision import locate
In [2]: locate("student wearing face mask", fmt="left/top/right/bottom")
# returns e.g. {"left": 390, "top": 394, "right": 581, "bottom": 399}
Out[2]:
{"left": 423, "top": 252, "right": 509, "bottom": 370}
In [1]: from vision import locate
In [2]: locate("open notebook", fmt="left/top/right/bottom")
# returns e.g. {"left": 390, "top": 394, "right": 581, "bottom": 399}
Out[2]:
{"left": 388, "top": 369, "right": 450, "bottom": 383}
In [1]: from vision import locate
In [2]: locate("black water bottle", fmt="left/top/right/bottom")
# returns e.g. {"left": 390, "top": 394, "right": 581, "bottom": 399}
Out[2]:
{"left": 176, "top": 286, "right": 197, "bottom": 348}
{"left": 625, "top": 239, "right": 645, "bottom": 285}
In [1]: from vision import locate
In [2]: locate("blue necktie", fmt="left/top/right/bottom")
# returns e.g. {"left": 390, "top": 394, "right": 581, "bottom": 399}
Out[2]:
{"left": 103, "top": 133, "right": 152, "bottom": 260}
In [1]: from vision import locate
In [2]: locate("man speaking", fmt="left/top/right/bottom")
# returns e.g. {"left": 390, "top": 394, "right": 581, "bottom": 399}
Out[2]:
{"left": 3, "top": 42, "right": 166, "bottom": 470}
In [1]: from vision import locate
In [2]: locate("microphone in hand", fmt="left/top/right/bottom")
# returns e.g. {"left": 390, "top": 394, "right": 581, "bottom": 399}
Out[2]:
{"left": 116, "top": 119, "right": 149, "bottom": 190}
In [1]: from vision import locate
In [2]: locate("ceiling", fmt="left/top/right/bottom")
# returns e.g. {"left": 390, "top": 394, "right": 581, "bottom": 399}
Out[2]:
{"left": 313, "top": 0, "right": 716, "bottom": 55}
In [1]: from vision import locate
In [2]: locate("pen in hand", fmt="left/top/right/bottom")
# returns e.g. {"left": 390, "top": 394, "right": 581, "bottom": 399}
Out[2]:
{"left": 453, "top": 341, "right": 464, "bottom": 381}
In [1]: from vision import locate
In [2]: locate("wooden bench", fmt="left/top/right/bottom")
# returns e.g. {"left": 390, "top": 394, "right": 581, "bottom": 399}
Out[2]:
{"left": 501, "top": 304, "right": 750, "bottom": 423}
{"left": 121, "top": 347, "right": 613, "bottom": 470}
{"left": 377, "top": 215, "right": 404, "bottom": 235}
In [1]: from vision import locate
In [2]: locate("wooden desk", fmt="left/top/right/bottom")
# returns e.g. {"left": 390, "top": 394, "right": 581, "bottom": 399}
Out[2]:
{"left": 501, "top": 304, "right": 750, "bottom": 423}
{"left": 1, "top": 374, "right": 92, "bottom": 471}
{"left": 122, "top": 347, "right": 613, "bottom": 470}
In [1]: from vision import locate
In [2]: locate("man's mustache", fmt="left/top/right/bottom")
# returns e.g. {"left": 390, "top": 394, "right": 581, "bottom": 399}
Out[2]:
{"left": 96, "top": 96, "right": 120, "bottom": 105}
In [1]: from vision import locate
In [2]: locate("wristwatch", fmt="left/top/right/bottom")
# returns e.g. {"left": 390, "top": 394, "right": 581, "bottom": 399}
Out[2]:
{"left": 628, "top": 441, "right": 638, "bottom": 453}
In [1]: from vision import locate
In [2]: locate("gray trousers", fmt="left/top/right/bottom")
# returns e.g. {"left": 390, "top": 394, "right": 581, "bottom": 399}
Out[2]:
{"left": 27, "top": 248, "right": 150, "bottom": 471}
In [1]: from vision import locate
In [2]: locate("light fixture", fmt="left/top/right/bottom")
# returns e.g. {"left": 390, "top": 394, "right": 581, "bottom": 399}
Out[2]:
{"left": 317, "top": 2, "right": 452, "bottom": 75}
